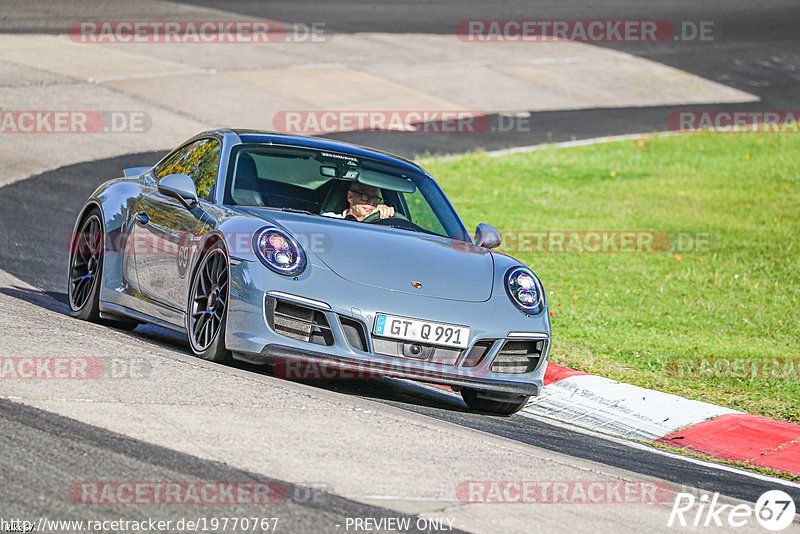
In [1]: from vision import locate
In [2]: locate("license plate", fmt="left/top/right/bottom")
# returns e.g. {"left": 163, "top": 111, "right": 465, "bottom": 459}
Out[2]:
{"left": 373, "top": 314, "right": 470, "bottom": 349}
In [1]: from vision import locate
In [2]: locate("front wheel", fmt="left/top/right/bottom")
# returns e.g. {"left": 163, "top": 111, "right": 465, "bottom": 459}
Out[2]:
{"left": 461, "top": 388, "right": 529, "bottom": 415}
{"left": 187, "top": 243, "right": 232, "bottom": 363}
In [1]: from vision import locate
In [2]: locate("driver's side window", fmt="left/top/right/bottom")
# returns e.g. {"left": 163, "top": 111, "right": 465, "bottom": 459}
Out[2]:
{"left": 155, "top": 138, "right": 221, "bottom": 200}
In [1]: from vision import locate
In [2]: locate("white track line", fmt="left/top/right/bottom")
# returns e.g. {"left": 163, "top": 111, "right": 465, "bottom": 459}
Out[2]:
{"left": 419, "top": 131, "right": 680, "bottom": 162}
{"left": 485, "top": 131, "right": 680, "bottom": 157}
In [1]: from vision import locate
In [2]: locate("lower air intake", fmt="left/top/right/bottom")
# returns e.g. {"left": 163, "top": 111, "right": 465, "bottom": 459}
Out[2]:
{"left": 339, "top": 316, "right": 368, "bottom": 352}
{"left": 265, "top": 297, "right": 333, "bottom": 346}
{"left": 491, "top": 340, "right": 546, "bottom": 374}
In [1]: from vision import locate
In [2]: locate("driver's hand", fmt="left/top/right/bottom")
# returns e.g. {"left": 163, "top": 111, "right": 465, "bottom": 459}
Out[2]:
{"left": 369, "top": 205, "right": 395, "bottom": 219}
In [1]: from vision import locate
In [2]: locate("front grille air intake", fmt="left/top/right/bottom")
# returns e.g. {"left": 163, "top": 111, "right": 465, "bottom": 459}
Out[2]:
{"left": 491, "top": 340, "right": 546, "bottom": 374}
{"left": 265, "top": 297, "right": 333, "bottom": 346}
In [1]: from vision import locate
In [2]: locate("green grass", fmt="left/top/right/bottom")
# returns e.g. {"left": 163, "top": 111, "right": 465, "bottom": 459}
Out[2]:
{"left": 422, "top": 131, "right": 800, "bottom": 424}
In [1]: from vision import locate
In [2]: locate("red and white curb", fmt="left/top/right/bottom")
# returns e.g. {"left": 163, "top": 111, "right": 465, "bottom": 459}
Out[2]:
{"left": 425, "top": 363, "right": 800, "bottom": 477}
{"left": 523, "top": 364, "right": 800, "bottom": 476}
{"left": 656, "top": 414, "right": 800, "bottom": 475}
{"left": 524, "top": 365, "right": 739, "bottom": 441}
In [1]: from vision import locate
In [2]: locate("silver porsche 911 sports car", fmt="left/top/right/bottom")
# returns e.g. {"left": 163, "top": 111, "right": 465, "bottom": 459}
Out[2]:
{"left": 68, "top": 129, "right": 550, "bottom": 414}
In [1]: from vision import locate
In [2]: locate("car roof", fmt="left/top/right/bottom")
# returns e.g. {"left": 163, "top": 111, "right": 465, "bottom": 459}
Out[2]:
{"left": 208, "top": 129, "right": 427, "bottom": 176}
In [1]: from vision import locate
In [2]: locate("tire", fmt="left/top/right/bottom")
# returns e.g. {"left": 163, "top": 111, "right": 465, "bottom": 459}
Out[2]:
{"left": 68, "top": 208, "right": 140, "bottom": 331}
{"left": 461, "top": 388, "right": 529, "bottom": 416}
{"left": 68, "top": 209, "right": 104, "bottom": 322}
{"left": 187, "top": 243, "right": 232, "bottom": 363}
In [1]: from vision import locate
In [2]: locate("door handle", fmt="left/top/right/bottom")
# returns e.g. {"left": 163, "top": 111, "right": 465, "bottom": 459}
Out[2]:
{"left": 135, "top": 212, "right": 149, "bottom": 225}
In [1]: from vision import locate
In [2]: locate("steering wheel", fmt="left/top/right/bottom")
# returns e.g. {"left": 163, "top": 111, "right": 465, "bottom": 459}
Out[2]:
{"left": 362, "top": 210, "right": 408, "bottom": 224}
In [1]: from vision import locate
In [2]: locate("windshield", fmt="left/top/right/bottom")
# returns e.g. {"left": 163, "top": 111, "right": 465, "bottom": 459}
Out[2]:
{"left": 223, "top": 144, "right": 468, "bottom": 240}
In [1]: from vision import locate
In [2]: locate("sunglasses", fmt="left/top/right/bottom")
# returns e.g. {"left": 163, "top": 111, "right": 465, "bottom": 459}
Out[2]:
{"left": 350, "top": 190, "right": 382, "bottom": 204}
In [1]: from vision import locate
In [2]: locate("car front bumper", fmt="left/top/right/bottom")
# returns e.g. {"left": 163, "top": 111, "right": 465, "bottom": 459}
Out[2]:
{"left": 225, "top": 259, "right": 551, "bottom": 397}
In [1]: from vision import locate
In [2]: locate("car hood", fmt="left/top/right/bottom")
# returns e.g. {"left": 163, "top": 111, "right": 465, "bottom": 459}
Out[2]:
{"left": 241, "top": 209, "right": 494, "bottom": 302}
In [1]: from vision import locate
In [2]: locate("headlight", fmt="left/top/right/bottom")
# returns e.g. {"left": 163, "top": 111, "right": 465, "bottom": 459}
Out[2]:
{"left": 253, "top": 227, "right": 306, "bottom": 276}
{"left": 505, "top": 266, "right": 543, "bottom": 314}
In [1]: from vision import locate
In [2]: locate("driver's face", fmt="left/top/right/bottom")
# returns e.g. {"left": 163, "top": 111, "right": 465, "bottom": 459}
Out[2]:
{"left": 347, "top": 185, "right": 380, "bottom": 219}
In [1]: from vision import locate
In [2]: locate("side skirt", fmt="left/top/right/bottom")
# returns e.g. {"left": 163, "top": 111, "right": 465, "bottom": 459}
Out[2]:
{"left": 100, "top": 301, "right": 187, "bottom": 334}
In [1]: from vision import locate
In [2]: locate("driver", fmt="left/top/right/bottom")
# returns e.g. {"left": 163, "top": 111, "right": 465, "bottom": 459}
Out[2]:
{"left": 326, "top": 183, "right": 395, "bottom": 221}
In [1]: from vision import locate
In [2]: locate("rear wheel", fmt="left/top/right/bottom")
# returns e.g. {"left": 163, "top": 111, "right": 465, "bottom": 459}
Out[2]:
{"left": 68, "top": 209, "right": 139, "bottom": 330}
{"left": 461, "top": 388, "right": 529, "bottom": 416}
{"left": 187, "top": 243, "right": 232, "bottom": 363}
{"left": 68, "top": 210, "right": 104, "bottom": 321}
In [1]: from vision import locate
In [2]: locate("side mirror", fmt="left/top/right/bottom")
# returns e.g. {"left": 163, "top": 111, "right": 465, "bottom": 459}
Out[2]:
{"left": 474, "top": 223, "right": 502, "bottom": 249}
{"left": 158, "top": 174, "right": 198, "bottom": 208}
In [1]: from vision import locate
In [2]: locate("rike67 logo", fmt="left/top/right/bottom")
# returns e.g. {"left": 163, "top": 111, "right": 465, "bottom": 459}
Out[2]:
{"left": 668, "top": 490, "right": 796, "bottom": 531}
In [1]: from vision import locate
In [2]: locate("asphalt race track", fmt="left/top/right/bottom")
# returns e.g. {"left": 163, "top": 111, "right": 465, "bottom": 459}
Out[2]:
{"left": 0, "top": 399, "right": 454, "bottom": 534}
{"left": 3, "top": 1, "right": 798, "bottom": 156}
{"left": 0, "top": 154, "right": 798, "bottom": 509}
{"left": 172, "top": 0, "right": 800, "bottom": 155}
{"left": 2, "top": 1, "right": 800, "bottom": 532}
